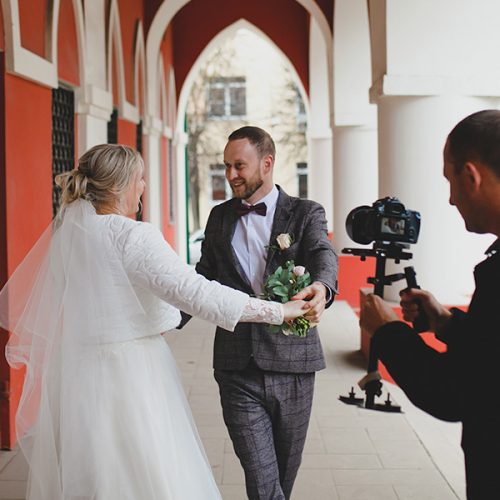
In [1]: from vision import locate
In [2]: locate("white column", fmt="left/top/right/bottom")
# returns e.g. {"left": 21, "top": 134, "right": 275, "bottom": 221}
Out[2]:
{"left": 377, "top": 95, "right": 498, "bottom": 303}
{"left": 308, "top": 131, "right": 333, "bottom": 230}
{"left": 74, "top": 0, "right": 110, "bottom": 155}
{"left": 75, "top": 85, "right": 113, "bottom": 153}
{"left": 333, "top": 0, "right": 377, "bottom": 250}
{"left": 308, "top": 18, "right": 333, "bottom": 230}
{"left": 83, "top": 0, "right": 107, "bottom": 89}
{"left": 142, "top": 116, "right": 163, "bottom": 229}
{"left": 332, "top": 125, "right": 378, "bottom": 252}
{"left": 175, "top": 130, "right": 188, "bottom": 260}
{"left": 367, "top": 0, "right": 500, "bottom": 302}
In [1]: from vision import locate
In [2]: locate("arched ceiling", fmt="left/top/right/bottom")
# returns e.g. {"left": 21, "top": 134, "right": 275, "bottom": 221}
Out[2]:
{"left": 171, "top": 0, "right": 313, "bottom": 96}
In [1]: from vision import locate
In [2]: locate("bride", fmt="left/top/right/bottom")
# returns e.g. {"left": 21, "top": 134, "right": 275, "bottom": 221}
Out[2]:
{"left": 0, "top": 144, "right": 309, "bottom": 500}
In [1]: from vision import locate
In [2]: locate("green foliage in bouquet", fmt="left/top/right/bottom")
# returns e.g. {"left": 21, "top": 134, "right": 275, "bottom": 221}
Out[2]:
{"left": 262, "top": 260, "right": 312, "bottom": 337}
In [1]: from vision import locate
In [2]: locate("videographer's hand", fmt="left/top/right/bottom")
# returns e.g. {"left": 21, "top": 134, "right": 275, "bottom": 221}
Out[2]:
{"left": 360, "top": 294, "right": 399, "bottom": 338}
{"left": 400, "top": 289, "right": 452, "bottom": 333}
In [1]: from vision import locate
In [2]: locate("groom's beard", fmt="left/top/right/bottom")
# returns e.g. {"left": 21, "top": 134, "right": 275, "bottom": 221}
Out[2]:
{"left": 230, "top": 177, "right": 264, "bottom": 200}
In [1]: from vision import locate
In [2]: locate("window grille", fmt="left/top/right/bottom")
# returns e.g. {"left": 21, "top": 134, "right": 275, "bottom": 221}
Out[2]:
{"left": 207, "top": 77, "right": 246, "bottom": 119}
{"left": 136, "top": 120, "right": 143, "bottom": 154}
{"left": 297, "top": 162, "right": 308, "bottom": 199}
{"left": 52, "top": 86, "right": 75, "bottom": 217}
{"left": 209, "top": 163, "right": 229, "bottom": 201}
{"left": 107, "top": 108, "right": 118, "bottom": 144}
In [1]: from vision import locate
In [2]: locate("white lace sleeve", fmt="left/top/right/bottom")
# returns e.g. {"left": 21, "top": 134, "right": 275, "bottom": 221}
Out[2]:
{"left": 121, "top": 222, "right": 248, "bottom": 332}
{"left": 240, "top": 298, "right": 284, "bottom": 325}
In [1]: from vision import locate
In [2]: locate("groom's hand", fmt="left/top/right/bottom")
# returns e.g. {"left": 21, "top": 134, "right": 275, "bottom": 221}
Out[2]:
{"left": 291, "top": 281, "right": 327, "bottom": 323}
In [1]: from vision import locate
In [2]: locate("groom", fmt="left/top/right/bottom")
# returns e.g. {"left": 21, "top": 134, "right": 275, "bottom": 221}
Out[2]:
{"left": 196, "top": 126, "right": 338, "bottom": 500}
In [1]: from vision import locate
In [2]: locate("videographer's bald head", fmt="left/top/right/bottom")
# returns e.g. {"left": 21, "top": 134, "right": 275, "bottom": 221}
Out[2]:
{"left": 443, "top": 110, "right": 500, "bottom": 237}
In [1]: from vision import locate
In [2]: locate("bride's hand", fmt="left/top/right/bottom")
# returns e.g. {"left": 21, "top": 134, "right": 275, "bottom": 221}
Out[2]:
{"left": 282, "top": 300, "right": 311, "bottom": 322}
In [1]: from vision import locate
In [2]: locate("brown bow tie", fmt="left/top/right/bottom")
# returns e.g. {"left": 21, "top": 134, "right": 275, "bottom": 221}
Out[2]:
{"left": 235, "top": 202, "right": 267, "bottom": 217}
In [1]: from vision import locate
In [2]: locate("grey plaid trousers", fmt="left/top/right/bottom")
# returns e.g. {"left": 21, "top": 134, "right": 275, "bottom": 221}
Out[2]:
{"left": 215, "top": 361, "right": 315, "bottom": 500}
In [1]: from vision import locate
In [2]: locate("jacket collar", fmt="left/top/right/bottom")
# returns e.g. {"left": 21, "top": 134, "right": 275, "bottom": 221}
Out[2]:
{"left": 264, "top": 186, "right": 294, "bottom": 277}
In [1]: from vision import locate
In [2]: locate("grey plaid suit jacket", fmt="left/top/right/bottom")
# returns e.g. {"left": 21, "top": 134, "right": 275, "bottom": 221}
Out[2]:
{"left": 194, "top": 186, "right": 338, "bottom": 373}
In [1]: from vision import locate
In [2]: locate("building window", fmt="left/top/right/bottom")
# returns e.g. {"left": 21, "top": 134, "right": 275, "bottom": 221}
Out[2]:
{"left": 107, "top": 108, "right": 118, "bottom": 144}
{"left": 295, "top": 85, "right": 307, "bottom": 132}
{"left": 136, "top": 120, "right": 143, "bottom": 154}
{"left": 297, "top": 162, "right": 308, "bottom": 199}
{"left": 207, "top": 77, "right": 246, "bottom": 118}
{"left": 52, "top": 86, "right": 75, "bottom": 217}
{"left": 209, "top": 164, "right": 229, "bottom": 202}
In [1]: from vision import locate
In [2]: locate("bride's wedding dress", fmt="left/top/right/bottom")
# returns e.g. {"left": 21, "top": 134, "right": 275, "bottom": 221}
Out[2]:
{"left": 0, "top": 200, "right": 283, "bottom": 500}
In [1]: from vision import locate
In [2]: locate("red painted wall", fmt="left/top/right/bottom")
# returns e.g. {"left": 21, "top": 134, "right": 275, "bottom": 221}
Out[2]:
{"left": 336, "top": 255, "right": 375, "bottom": 310}
{"left": 57, "top": 0, "right": 80, "bottom": 86}
{"left": 172, "top": 0, "right": 310, "bottom": 98}
{"left": 144, "top": 0, "right": 163, "bottom": 32}
{"left": 117, "top": 117, "right": 136, "bottom": 147}
{"left": 118, "top": 0, "right": 144, "bottom": 104}
{"left": 2, "top": 73, "right": 52, "bottom": 447}
{"left": 315, "top": 0, "right": 333, "bottom": 31}
{"left": 18, "top": 0, "right": 48, "bottom": 57}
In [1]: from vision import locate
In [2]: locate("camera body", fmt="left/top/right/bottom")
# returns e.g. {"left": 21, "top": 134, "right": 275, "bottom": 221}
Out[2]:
{"left": 346, "top": 197, "right": 421, "bottom": 245}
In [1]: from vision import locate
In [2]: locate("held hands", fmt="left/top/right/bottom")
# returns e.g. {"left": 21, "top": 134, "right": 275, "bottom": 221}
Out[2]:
{"left": 291, "top": 281, "right": 327, "bottom": 324}
{"left": 282, "top": 300, "right": 311, "bottom": 322}
{"left": 399, "top": 288, "right": 452, "bottom": 334}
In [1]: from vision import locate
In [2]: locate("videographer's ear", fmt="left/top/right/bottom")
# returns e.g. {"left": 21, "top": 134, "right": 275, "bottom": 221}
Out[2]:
{"left": 463, "top": 162, "right": 482, "bottom": 192}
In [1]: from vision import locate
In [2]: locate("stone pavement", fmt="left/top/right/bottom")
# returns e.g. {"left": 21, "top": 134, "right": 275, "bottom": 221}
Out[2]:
{"left": 0, "top": 301, "right": 466, "bottom": 499}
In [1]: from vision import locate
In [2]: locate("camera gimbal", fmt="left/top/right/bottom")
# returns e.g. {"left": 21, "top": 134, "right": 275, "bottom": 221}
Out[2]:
{"left": 339, "top": 241, "right": 428, "bottom": 412}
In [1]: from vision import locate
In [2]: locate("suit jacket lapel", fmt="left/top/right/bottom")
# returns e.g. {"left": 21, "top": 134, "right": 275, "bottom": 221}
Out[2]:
{"left": 222, "top": 199, "right": 253, "bottom": 292}
{"left": 265, "top": 187, "right": 294, "bottom": 277}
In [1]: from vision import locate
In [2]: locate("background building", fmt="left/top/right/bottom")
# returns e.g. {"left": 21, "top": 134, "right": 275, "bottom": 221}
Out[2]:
{"left": 186, "top": 28, "right": 308, "bottom": 239}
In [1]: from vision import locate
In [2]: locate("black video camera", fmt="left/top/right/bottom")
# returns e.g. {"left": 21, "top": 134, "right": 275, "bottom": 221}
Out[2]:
{"left": 346, "top": 197, "right": 421, "bottom": 245}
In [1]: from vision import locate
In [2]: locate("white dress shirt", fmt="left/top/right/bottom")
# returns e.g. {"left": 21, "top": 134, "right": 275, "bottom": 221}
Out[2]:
{"left": 232, "top": 186, "right": 279, "bottom": 295}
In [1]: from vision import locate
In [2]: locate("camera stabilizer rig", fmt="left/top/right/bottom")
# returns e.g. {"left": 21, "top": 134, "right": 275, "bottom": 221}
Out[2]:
{"left": 338, "top": 197, "right": 428, "bottom": 413}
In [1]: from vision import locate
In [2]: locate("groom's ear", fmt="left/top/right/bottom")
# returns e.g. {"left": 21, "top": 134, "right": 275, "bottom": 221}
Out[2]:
{"left": 262, "top": 154, "right": 274, "bottom": 173}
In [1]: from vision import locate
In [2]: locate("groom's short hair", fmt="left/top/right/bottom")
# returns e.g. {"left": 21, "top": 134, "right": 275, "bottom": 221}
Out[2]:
{"left": 228, "top": 126, "right": 276, "bottom": 160}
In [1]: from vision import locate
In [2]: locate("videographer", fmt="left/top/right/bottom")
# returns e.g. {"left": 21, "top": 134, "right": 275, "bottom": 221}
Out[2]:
{"left": 360, "top": 110, "right": 500, "bottom": 500}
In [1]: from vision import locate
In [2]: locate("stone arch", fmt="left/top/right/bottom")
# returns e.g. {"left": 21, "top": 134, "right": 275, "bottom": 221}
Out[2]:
{"left": 1, "top": 0, "right": 57, "bottom": 86}
{"left": 54, "top": 0, "right": 86, "bottom": 86}
{"left": 107, "top": 0, "right": 127, "bottom": 116}
{"left": 133, "top": 20, "right": 147, "bottom": 119}
{"left": 175, "top": 18, "right": 310, "bottom": 139}
{"left": 146, "top": 0, "right": 332, "bottom": 122}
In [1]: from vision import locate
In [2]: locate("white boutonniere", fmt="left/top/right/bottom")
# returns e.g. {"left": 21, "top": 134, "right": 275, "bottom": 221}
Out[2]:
{"left": 267, "top": 233, "right": 294, "bottom": 252}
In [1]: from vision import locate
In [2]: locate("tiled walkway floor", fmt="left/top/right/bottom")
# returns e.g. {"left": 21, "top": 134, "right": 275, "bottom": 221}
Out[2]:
{"left": 0, "top": 301, "right": 466, "bottom": 499}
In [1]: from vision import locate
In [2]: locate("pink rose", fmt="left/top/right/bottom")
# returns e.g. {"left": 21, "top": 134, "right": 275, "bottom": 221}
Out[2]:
{"left": 293, "top": 266, "right": 306, "bottom": 277}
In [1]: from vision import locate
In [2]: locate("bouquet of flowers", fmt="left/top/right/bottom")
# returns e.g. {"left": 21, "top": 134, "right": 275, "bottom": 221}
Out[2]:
{"left": 261, "top": 260, "right": 312, "bottom": 337}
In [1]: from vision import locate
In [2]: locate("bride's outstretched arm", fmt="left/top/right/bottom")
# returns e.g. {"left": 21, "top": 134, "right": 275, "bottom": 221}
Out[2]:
{"left": 240, "top": 297, "right": 310, "bottom": 325}
{"left": 122, "top": 223, "right": 307, "bottom": 331}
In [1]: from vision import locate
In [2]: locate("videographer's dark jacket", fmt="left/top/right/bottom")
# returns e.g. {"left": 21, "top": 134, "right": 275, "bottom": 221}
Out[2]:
{"left": 372, "top": 239, "right": 499, "bottom": 500}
